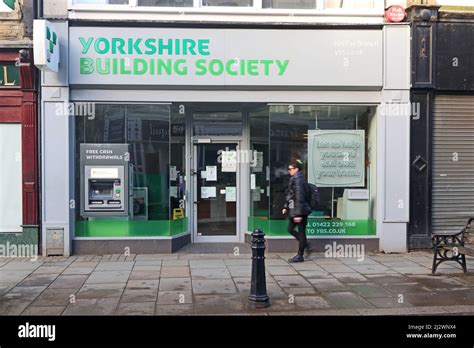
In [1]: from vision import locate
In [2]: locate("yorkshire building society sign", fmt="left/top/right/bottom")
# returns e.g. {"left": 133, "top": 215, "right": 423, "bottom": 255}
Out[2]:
{"left": 308, "top": 130, "right": 365, "bottom": 187}
{"left": 69, "top": 28, "right": 382, "bottom": 87}
{"left": 33, "top": 20, "right": 60, "bottom": 73}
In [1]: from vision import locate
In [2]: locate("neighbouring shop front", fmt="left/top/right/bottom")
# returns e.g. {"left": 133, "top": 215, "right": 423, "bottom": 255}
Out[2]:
{"left": 39, "top": 22, "right": 411, "bottom": 255}
{"left": 0, "top": 48, "right": 38, "bottom": 253}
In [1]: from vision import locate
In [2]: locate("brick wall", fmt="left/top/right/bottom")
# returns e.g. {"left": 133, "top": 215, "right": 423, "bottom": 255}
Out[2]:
{"left": 0, "top": 0, "right": 26, "bottom": 41}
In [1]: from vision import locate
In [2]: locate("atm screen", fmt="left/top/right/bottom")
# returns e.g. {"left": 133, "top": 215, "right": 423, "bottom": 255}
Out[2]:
{"left": 89, "top": 180, "right": 114, "bottom": 199}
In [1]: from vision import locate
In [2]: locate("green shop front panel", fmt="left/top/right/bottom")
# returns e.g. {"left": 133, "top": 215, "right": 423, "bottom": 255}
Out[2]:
{"left": 75, "top": 218, "right": 188, "bottom": 238}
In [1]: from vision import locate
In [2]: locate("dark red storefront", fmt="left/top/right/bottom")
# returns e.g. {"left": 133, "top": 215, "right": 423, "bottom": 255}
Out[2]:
{"left": 0, "top": 48, "right": 39, "bottom": 247}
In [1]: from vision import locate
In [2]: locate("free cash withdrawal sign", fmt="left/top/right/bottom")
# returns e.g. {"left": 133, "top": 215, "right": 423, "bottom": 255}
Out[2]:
{"left": 69, "top": 28, "right": 382, "bottom": 87}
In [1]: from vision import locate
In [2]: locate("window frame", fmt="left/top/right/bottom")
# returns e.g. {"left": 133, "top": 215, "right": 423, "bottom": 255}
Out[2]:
{"left": 69, "top": 0, "right": 386, "bottom": 15}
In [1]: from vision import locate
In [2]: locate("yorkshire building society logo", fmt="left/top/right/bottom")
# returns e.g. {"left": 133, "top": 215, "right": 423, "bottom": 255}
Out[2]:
{"left": 0, "top": 0, "right": 15, "bottom": 11}
{"left": 46, "top": 27, "right": 57, "bottom": 63}
{"left": 33, "top": 20, "right": 60, "bottom": 73}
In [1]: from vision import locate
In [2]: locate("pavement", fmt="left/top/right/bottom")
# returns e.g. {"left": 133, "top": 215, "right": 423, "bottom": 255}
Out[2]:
{"left": 1, "top": 245, "right": 474, "bottom": 316}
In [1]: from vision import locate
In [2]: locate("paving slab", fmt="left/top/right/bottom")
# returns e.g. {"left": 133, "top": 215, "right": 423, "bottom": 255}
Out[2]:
{"left": 319, "top": 264, "right": 355, "bottom": 273}
{"left": 17, "top": 273, "right": 58, "bottom": 287}
{"left": 266, "top": 266, "right": 298, "bottom": 276}
{"left": 194, "top": 294, "right": 244, "bottom": 315}
{"left": 159, "top": 277, "right": 192, "bottom": 292}
{"left": 323, "top": 292, "right": 374, "bottom": 309}
{"left": 22, "top": 306, "right": 66, "bottom": 316}
{"left": 128, "top": 270, "right": 160, "bottom": 280}
{"left": 382, "top": 282, "right": 431, "bottom": 295}
{"left": 364, "top": 274, "right": 410, "bottom": 283}
{"left": 155, "top": 304, "right": 195, "bottom": 315}
{"left": 282, "top": 287, "right": 318, "bottom": 296}
{"left": 227, "top": 266, "right": 252, "bottom": 277}
{"left": 273, "top": 275, "right": 312, "bottom": 288}
{"left": 126, "top": 279, "right": 159, "bottom": 290}
{"left": 294, "top": 296, "right": 331, "bottom": 310}
{"left": 120, "top": 288, "right": 158, "bottom": 303}
{"left": 331, "top": 273, "right": 368, "bottom": 283}
{"left": 308, "top": 278, "right": 349, "bottom": 292}
{"left": 95, "top": 262, "right": 134, "bottom": 271}
{"left": 0, "top": 262, "right": 42, "bottom": 271}
{"left": 86, "top": 270, "right": 131, "bottom": 284}
{"left": 157, "top": 291, "right": 193, "bottom": 305}
{"left": 31, "top": 288, "right": 76, "bottom": 307}
{"left": 1, "top": 286, "right": 46, "bottom": 301}
{"left": 62, "top": 267, "right": 96, "bottom": 275}
{"left": 191, "top": 268, "right": 232, "bottom": 279}
{"left": 0, "top": 299, "right": 32, "bottom": 315}
{"left": 76, "top": 283, "right": 125, "bottom": 299}
{"left": 348, "top": 283, "right": 394, "bottom": 298}
{"left": 32, "top": 266, "right": 68, "bottom": 274}
{"left": 162, "top": 260, "right": 189, "bottom": 267}
{"left": 0, "top": 270, "right": 32, "bottom": 283}
{"left": 116, "top": 302, "right": 155, "bottom": 315}
{"left": 403, "top": 290, "right": 474, "bottom": 307}
{"left": 365, "top": 297, "right": 414, "bottom": 309}
{"left": 160, "top": 267, "right": 190, "bottom": 278}
{"left": 348, "top": 264, "right": 395, "bottom": 275}
{"left": 63, "top": 298, "right": 119, "bottom": 315}
{"left": 189, "top": 260, "right": 227, "bottom": 268}
{"left": 192, "top": 279, "right": 238, "bottom": 294}
{"left": 49, "top": 275, "right": 89, "bottom": 289}
{"left": 297, "top": 270, "right": 332, "bottom": 279}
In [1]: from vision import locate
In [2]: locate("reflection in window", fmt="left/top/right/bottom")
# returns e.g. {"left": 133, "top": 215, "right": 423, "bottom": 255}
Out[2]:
{"left": 138, "top": 0, "right": 193, "bottom": 6}
{"left": 263, "top": 0, "right": 316, "bottom": 9}
{"left": 325, "top": 0, "right": 375, "bottom": 8}
{"left": 203, "top": 0, "right": 252, "bottom": 6}
{"left": 74, "top": 0, "right": 129, "bottom": 4}
{"left": 193, "top": 111, "right": 243, "bottom": 136}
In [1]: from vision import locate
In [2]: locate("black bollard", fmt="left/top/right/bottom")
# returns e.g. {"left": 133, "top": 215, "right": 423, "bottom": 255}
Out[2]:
{"left": 248, "top": 228, "right": 270, "bottom": 308}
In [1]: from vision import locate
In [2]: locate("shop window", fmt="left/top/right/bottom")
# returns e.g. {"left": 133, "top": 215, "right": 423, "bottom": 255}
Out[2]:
{"left": 0, "top": 124, "right": 22, "bottom": 232}
{"left": 325, "top": 0, "right": 375, "bottom": 8}
{"left": 193, "top": 111, "right": 243, "bottom": 136}
{"left": 202, "top": 0, "right": 252, "bottom": 6}
{"left": 262, "top": 0, "right": 316, "bottom": 9}
{"left": 138, "top": 0, "right": 193, "bottom": 6}
{"left": 250, "top": 105, "right": 377, "bottom": 237}
{"left": 75, "top": 104, "right": 187, "bottom": 238}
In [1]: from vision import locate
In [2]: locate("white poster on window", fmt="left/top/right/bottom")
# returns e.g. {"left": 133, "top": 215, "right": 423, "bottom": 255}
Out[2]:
{"left": 201, "top": 186, "right": 216, "bottom": 199}
{"left": 221, "top": 151, "right": 237, "bottom": 172}
{"left": 253, "top": 151, "right": 263, "bottom": 172}
{"left": 308, "top": 130, "right": 365, "bottom": 187}
{"left": 170, "top": 166, "right": 177, "bottom": 181}
{"left": 250, "top": 174, "right": 256, "bottom": 190}
{"left": 206, "top": 166, "right": 217, "bottom": 181}
{"left": 225, "top": 187, "right": 236, "bottom": 202}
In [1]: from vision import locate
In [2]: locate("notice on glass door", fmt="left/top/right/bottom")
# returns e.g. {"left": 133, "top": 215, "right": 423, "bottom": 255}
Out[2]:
{"left": 201, "top": 186, "right": 216, "bottom": 199}
{"left": 225, "top": 187, "right": 236, "bottom": 202}
{"left": 221, "top": 151, "right": 237, "bottom": 172}
{"left": 206, "top": 166, "right": 217, "bottom": 181}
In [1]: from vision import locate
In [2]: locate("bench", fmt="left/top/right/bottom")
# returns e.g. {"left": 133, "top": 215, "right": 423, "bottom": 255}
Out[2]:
{"left": 431, "top": 218, "right": 474, "bottom": 274}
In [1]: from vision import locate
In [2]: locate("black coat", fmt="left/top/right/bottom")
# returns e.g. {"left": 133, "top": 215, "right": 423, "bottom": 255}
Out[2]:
{"left": 284, "top": 171, "right": 312, "bottom": 218}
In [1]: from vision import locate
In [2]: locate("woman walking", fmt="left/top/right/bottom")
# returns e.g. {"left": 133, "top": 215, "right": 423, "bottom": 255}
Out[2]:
{"left": 282, "top": 159, "right": 313, "bottom": 263}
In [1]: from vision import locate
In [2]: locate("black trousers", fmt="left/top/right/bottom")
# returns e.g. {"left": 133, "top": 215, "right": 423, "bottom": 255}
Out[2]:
{"left": 288, "top": 215, "right": 308, "bottom": 255}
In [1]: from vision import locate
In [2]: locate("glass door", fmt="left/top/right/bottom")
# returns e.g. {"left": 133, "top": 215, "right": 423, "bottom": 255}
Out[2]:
{"left": 193, "top": 142, "right": 239, "bottom": 242}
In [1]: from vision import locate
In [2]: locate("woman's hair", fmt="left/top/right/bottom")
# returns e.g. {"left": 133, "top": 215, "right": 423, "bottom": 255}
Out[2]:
{"left": 289, "top": 158, "right": 304, "bottom": 171}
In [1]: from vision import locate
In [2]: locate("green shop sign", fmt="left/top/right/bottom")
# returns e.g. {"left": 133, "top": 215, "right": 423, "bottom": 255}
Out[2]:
{"left": 0, "top": 63, "right": 19, "bottom": 87}
{"left": 69, "top": 28, "right": 384, "bottom": 87}
{"left": 78, "top": 37, "right": 289, "bottom": 77}
{"left": 248, "top": 217, "right": 376, "bottom": 236}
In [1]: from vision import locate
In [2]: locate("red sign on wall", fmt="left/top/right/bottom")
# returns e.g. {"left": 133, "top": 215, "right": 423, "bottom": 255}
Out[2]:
{"left": 385, "top": 5, "right": 407, "bottom": 23}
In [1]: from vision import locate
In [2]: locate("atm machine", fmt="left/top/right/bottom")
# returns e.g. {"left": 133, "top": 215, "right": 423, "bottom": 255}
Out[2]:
{"left": 80, "top": 144, "right": 132, "bottom": 217}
